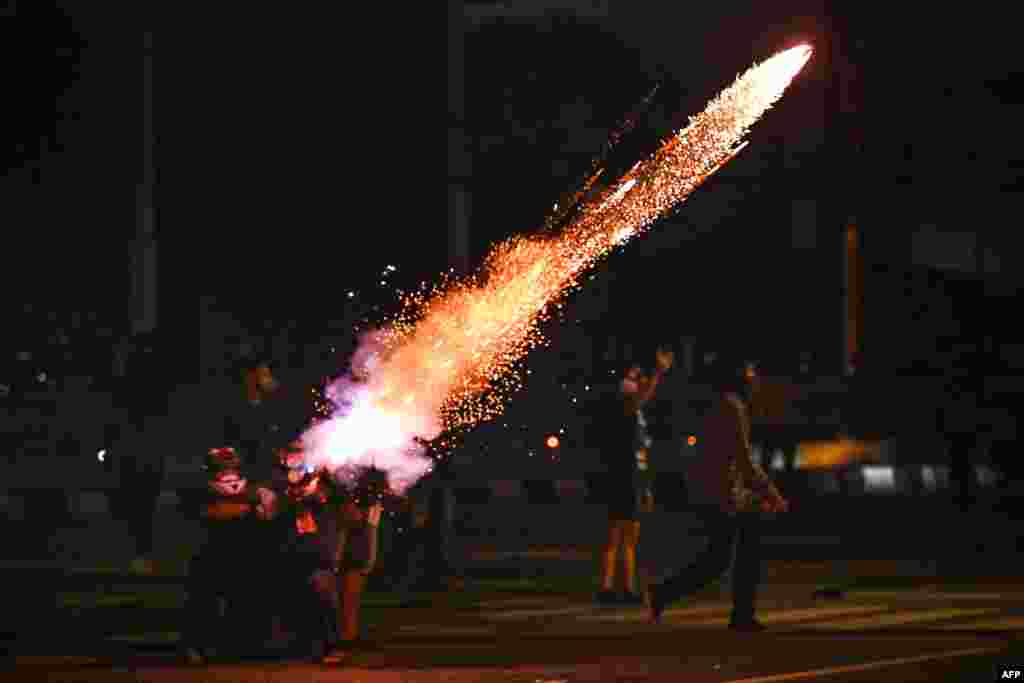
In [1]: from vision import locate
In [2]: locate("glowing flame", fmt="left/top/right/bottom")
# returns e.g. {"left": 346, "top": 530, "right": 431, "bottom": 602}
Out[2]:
{"left": 795, "top": 438, "right": 883, "bottom": 470}
{"left": 598, "top": 178, "right": 637, "bottom": 211}
{"left": 302, "top": 45, "right": 813, "bottom": 492}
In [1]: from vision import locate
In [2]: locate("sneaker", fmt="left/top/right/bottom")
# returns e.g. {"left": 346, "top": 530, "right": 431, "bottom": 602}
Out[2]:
{"left": 328, "top": 637, "right": 378, "bottom": 653}
{"left": 646, "top": 587, "right": 665, "bottom": 624}
{"left": 595, "top": 590, "right": 618, "bottom": 607}
{"left": 321, "top": 646, "right": 349, "bottom": 665}
{"left": 728, "top": 618, "right": 766, "bottom": 632}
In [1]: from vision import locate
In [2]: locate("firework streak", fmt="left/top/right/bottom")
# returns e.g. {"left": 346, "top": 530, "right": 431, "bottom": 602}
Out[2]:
{"left": 543, "top": 82, "right": 661, "bottom": 234}
{"left": 302, "top": 45, "right": 813, "bottom": 493}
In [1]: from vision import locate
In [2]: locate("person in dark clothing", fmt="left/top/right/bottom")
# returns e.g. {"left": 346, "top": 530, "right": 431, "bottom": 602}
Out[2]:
{"left": 256, "top": 440, "right": 342, "bottom": 661}
{"left": 222, "top": 358, "right": 306, "bottom": 483}
{"left": 108, "top": 332, "right": 167, "bottom": 573}
{"left": 595, "top": 347, "right": 674, "bottom": 606}
{"left": 259, "top": 440, "right": 384, "bottom": 665}
{"left": 115, "top": 424, "right": 166, "bottom": 573}
{"left": 181, "top": 447, "right": 271, "bottom": 664}
{"left": 647, "top": 358, "right": 788, "bottom": 631}
{"left": 393, "top": 451, "right": 461, "bottom": 599}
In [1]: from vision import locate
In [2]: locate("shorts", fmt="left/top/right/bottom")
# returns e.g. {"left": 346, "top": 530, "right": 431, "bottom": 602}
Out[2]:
{"left": 605, "top": 469, "right": 654, "bottom": 521}
{"left": 332, "top": 523, "right": 379, "bottom": 574}
{"left": 606, "top": 484, "right": 644, "bottom": 521}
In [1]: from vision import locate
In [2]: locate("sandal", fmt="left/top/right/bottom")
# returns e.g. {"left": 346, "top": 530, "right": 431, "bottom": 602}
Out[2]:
{"left": 321, "top": 646, "right": 350, "bottom": 665}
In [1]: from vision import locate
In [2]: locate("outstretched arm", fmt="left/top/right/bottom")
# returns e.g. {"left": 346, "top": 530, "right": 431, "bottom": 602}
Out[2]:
{"left": 624, "top": 349, "right": 674, "bottom": 411}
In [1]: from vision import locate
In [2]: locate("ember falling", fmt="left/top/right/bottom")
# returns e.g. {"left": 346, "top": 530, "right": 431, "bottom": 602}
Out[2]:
{"left": 302, "top": 45, "right": 813, "bottom": 493}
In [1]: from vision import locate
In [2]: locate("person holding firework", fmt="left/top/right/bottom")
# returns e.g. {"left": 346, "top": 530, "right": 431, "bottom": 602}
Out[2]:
{"left": 319, "top": 463, "right": 388, "bottom": 663}
{"left": 258, "top": 439, "right": 343, "bottom": 662}
{"left": 260, "top": 438, "right": 385, "bottom": 665}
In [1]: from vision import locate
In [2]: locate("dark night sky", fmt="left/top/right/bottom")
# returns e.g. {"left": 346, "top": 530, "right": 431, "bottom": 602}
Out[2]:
{"left": 4, "top": 3, "right": 1023, "bottom": 352}
{"left": 2, "top": 4, "right": 136, "bottom": 319}
{"left": 3, "top": 4, "right": 443, "bottom": 330}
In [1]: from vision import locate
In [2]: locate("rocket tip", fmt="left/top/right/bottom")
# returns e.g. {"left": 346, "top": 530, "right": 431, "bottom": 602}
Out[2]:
{"left": 783, "top": 44, "right": 814, "bottom": 71}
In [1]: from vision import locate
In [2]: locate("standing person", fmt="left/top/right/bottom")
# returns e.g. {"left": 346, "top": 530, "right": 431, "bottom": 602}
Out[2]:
{"left": 323, "top": 466, "right": 386, "bottom": 662}
{"left": 222, "top": 357, "right": 305, "bottom": 483}
{"left": 116, "top": 423, "right": 166, "bottom": 574}
{"left": 180, "top": 447, "right": 268, "bottom": 664}
{"left": 389, "top": 482, "right": 433, "bottom": 605}
{"left": 647, "top": 357, "right": 788, "bottom": 630}
{"left": 109, "top": 332, "right": 167, "bottom": 574}
{"left": 595, "top": 347, "right": 674, "bottom": 606}
{"left": 260, "top": 441, "right": 385, "bottom": 665}
{"left": 394, "top": 449, "right": 461, "bottom": 599}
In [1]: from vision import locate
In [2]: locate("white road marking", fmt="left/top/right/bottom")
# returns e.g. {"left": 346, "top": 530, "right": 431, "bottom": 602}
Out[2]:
{"left": 848, "top": 590, "right": 1011, "bottom": 600}
{"left": 797, "top": 607, "right": 1000, "bottom": 630}
{"left": 475, "top": 598, "right": 568, "bottom": 609}
{"left": 723, "top": 646, "right": 1001, "bottom": 682}
{"left": 579, "top": 605, "right": 731, "bottom": 622}
{"left": 396, "top": 625, "right": 497, "bottom": 636}
{"left": 582, "top": 605, "right": 891, "bottom": 625}
{"left": 936, "top": 615, "right": 1024, "bottom": 631}
{"left": 488, "top": 606, "right": 598, "bottom": 619}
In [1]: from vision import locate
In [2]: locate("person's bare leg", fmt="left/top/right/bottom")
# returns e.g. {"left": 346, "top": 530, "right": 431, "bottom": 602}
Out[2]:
{"left": 622, "top": 521, "right": 641, "bottom": 594}
{"left": 600, "top": 522, "right": 623, "bottom": 591}
{"left": 339, "top": 570, "right": 367, "bottom": 642}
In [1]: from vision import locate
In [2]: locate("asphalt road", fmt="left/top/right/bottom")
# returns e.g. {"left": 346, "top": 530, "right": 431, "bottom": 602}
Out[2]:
{"left": 11, "top": 580, "right": 1024, "bottom": 682}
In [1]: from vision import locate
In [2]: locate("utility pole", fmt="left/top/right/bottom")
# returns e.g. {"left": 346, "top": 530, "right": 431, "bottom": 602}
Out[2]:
{"left": 449, "top": 0, "right": 471, "bottom": 275}
{"left": 132, "top": 31, "right": 157, "bottom": 336}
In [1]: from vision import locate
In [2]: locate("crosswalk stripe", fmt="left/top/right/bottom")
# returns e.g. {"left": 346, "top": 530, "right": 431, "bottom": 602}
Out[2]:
{"left": 849, "top": 591, "right": 1011, "bottom": 601}
{"left": 396, "top": 625, "right": 497, "bottom": 636}
{"left": 797, "top": 607, "right": 1000, "bottom": 630}
{"left": 580, "top": 605, "right": 731, "bottom": 622}
{"left": 580, "top": 605, "right": 889, "bottom": 624}
{"left": 482, "top": 601, "right": 1012, "bottom": 634}
{"left": 936, "top": 615, "right": 1024, "bottom": 631}
{"left": 476, "top": 598, "right": 568, "bottom": 609}
{"left": 488, "top": 606, "right": 598, "bottom": 620}
{"left": 677, "top": 605, "right": 892, "bottom": 627}
{"left": 723, "top": 647, "right": 1002, "bottom": 683}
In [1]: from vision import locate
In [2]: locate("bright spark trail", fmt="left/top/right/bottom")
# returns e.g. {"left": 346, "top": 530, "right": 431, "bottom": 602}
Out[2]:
{"left": 302, "top": 45, "right": 813, "bottom": 493}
